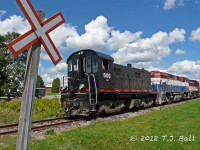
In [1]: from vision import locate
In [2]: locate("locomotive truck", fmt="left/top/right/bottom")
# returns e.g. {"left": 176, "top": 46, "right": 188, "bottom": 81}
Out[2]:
{"left": 60, "top": 49, "right": 199, "bottom": 116}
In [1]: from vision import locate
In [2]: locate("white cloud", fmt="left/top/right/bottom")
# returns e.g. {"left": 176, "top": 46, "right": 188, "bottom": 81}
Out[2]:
{"left": 41, "top": 62, "right": 68, "bottom": 84}
{"left": 169, "top": 28, "right": 185, "bottom": 42}
{"left": 0, "top": 10, "right": 7, "bottom": 15}
{"left": 0, "top": 10, "right": 7, "bottom": 20}
{"left": 66, "top": 16, "right": 111, "bottom": 51}
{"left": 168, "top": 60, "right": 200, "bottom": 79}
{"left": 163, "top": 0, "right": 184, "bottom": 10}
{"left": 0, "top": 15, "right": 30, "bottom": 35}
{"left": 40, "top": 53, "right": 51, "bottom": 61}
{"left": 1, "top": 13, "right": 192, "bottom": 82}
{"left": 49, "top": 23, "right": 78, "bottom": 52}
{"left": 148, "top": 66, "right": 168, "bottom": 73}
{"left": 41, "top": 73, "right": 55, "bottom": 84}
{"left": 0, "top": 14, "right": 111, "bottom": 52}
{"left": 190, "top": 27, "right": 200, "bottom": 41}
{"left": 107, "top": 30, "right": 142, "bottom": 50}
{"left": 163, "top": 0, "right": 176, "bottom": 10}
{"left": 40, "top": 48, "right": 64, "bottom": 63}
{"left": 111, "top": 28, "right": 186, "bottom": 68}
{"left": 175, "top": 49, "right": 185, "bottom": 54}
{"left": 48, "top": 62, "right": 67, "bottom": 73}
{"left": 65, "top": 16, "right": 143, "bottom": 51}
{"left": 0, "top": 14, "right": 78, "bottom": 52}
{"left": 178, "top": 0, "right": 184, "bottom": 6}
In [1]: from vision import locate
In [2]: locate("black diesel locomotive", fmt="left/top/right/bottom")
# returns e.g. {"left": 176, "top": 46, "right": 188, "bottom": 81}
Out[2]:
{"left": 60, "top": 49, "right": 156, "bottom": 116}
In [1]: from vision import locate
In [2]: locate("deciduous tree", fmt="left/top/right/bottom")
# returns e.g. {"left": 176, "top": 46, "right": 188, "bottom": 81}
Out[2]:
{"left": 0, "top": 32, "right": 27, "bottom": 96}
{"left": 52, "top": 78, "right": 60, "bottom": 93}
{"left": 36, "top": 75, "right": 45, "bottom": 88}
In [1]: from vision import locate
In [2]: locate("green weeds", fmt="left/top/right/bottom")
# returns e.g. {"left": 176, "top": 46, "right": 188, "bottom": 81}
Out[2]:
{"left": 0, "top": 98, "right": 62, "bottom": 125}
{"left": 44, "top": 128, "right": 56, "bottom": 135}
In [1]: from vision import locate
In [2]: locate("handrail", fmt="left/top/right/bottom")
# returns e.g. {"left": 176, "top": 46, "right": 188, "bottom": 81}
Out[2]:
{"left": 85, "top": 73, "right": 92, "bottom": 104}
{"left": 91, "top": 74, "right": 98, "bottom": 104}
{"left": 62, "top": 76, "right": 71, "bottom": 89}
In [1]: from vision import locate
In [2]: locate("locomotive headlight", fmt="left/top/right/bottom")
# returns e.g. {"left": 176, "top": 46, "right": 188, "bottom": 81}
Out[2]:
{"left": 79, "top": 84, "right": 85, "bottom": 89}
{"left": 77, "top": 51, "right": 84, "bottom": 55}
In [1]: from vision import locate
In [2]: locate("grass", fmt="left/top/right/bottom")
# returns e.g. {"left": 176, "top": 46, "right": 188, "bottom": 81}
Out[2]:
{"left": 0, "top": 98, "right": 62, "bottom": 125}
{"left": 45, "top": 92, "right": 58, "bottom": 96}
{"left": 1, "top": 99, "right": 200, "bottom": 150}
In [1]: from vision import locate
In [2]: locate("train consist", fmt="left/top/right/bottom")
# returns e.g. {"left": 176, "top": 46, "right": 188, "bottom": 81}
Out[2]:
{"left": 60, "top": 49, "right": 199, "bottom": 116}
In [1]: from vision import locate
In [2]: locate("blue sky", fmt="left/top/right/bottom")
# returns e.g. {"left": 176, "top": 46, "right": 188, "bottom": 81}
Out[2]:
{"left": 1, "top": 0, "right": 200, "bottom": 84}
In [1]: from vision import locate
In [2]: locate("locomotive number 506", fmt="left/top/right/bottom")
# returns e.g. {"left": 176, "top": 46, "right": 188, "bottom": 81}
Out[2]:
{"left": 103, "top": 73, "right": 111, "bottom": 79}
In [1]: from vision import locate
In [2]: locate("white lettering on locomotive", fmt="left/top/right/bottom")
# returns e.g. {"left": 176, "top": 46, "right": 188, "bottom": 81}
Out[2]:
{"left": 103, "top": 73, "right": 111, "bottom": 79}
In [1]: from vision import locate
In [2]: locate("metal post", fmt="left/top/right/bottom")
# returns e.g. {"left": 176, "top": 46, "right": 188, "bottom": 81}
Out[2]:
{"left": 16, "top": 10, "right": 45, "bottom": 150}
{"left": 63, "top": 76, "right": 65, "bottom": 88}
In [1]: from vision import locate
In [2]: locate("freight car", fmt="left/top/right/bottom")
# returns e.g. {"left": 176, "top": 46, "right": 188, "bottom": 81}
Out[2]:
{"left": 60, "top": 49, "right": 199, "bottom": 116}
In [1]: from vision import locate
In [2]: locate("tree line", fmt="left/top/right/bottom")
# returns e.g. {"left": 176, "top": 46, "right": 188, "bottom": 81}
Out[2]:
{"left": 0, "top": 32, "right": 61, "bottom": 97}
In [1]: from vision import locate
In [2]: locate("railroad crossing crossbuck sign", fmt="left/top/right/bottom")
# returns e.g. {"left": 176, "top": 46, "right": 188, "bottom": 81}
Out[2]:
{"left": 8, "top": 0, "right": 65, "bottom": 64}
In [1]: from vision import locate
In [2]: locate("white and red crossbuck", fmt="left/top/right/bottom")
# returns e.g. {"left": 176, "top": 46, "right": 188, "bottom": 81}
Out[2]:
{"left": 8, "top": 0, "right": 65, "bottom": 65}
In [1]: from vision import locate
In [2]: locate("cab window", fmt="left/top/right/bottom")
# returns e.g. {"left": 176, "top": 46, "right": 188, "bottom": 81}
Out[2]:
{"left": 68, "top": 60, "right": 72, "bottom": 72}
{"left": 92, "top": 55, "right": 98, "bottom": 73}
{"left": 80, "top": 58, "right": 85, "bottom": 73}
{"left": 102, "top": 59, "right": 109, "bottom": 70}
{"left": 86, "top": 56, "right": 91, "bottom": 73}
{"left": 73, "top": 59, "right": 78, "bottom": 72}
{"left": 83, "top": 58, "right": 86, "bottom": 72}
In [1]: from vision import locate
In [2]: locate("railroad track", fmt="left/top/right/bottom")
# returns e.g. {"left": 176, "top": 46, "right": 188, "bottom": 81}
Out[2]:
{"left": 0, "top": 98, "right": 198, "bottom": 136}
{"left": 0, "top": 117, "right": 84, "bottom": 135}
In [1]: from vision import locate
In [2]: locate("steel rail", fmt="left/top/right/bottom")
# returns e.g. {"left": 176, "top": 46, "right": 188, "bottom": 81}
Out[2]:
{"left": 0, "top": 118, "right": 83, "bottom": 135}
{"left": 0, "top": 117, "right": 65, "bottom": 129}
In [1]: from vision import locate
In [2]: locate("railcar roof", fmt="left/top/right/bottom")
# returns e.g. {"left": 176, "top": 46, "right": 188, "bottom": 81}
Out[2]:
{"left": 67, "top": 49, "right": 114, "bottom": 62}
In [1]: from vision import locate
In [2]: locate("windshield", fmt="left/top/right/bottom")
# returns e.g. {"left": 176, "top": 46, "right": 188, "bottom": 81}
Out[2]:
{"left": 68, "top": 60, "right": 72, "bottom": 72}
{"left": 93, "top": 55, "right": 98, "bottom": 73}
{"left": 86, "top": 56, "right": 91, "bottom": 73}
{"left": 73, "top": 59, "right": 78, "bottom": 72}
{"left": 69, "top": 56, "right": 98, "bottom": 74}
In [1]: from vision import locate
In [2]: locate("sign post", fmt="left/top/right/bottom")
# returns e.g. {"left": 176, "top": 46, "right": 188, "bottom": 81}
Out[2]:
{"left": 7, "top": 1, "right": 65, "bottom": 149}
{"left": 16, "top": 11, "right": 45, "bottom": 150}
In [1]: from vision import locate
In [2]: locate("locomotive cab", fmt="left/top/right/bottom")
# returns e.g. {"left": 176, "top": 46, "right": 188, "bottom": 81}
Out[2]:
{"left": 61, "top": 49, "right": 114, "bottom": 116}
